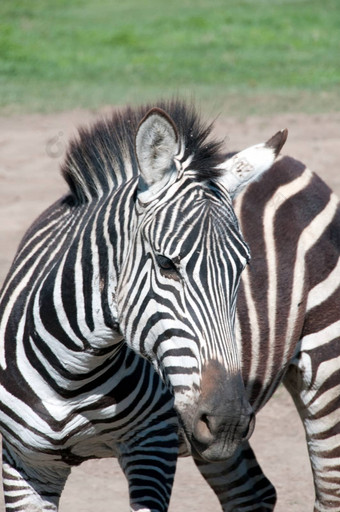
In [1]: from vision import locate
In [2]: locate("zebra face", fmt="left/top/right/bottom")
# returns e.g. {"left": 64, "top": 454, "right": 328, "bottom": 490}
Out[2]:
{"left": 119, "top": 172, "right": 254, "bottom": 461}
{"left": 117, "top": 108, "right": 286, "bottom": 461}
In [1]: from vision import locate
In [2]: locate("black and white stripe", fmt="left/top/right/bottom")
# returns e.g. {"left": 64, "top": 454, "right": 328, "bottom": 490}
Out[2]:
{"left": 0, "top": 102, "right": 284, "bottom": 511}
{"left": 3, "top": 101, "right": 337, "bottom": 511}
{"left": 196, "top": 156, "right": 340, "bottom": 511}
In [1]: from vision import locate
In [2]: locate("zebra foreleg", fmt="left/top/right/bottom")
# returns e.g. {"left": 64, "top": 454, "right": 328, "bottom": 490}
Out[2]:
{"left": 284, "top": 353, "right": 340, "bottom": 512}
{"left": 118, "top": 430, "right": 178, "bottom": 512}
{"left": 194, "top": 441, "right": 276, "bottom": 511}
{"left": 2, "top": 442, "right": 70, "bottom": 511}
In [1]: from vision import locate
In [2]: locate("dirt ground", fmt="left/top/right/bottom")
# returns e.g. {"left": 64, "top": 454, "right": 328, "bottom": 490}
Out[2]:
{"left": 0, "top": 108, "right": 339, "bottom": 511}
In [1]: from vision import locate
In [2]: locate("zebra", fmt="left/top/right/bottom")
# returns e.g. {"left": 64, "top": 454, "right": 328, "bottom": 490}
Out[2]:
{"left": 196, "top": 154, "right": 340, "bottom": 511}
{"left": 0, "top": 101, "right": 286, "bottom": 511}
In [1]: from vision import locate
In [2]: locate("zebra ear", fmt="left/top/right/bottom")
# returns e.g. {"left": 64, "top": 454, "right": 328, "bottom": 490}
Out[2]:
{"left": 135, "top": 108, "right": 179, "bottom": 199}
{"left": 218, "top": 129, "right": 288, "bottom": 198}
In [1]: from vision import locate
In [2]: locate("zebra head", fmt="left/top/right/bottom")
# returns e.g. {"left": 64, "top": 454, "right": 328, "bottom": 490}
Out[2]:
{"left": 117, "top": 107, "right": 287, "bottom": 462}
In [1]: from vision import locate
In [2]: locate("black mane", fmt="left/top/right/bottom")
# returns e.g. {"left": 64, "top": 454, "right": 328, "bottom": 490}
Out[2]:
{"left": 61, "top": 100, "right": 224, "bottom": 203}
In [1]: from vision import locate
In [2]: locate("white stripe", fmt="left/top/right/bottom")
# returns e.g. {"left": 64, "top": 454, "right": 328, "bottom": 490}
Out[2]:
{"left": 285, "top": 193, "right": 339, "bottom": 347}
{"left": 53, "top": 253, "right": 85, "bottom": 348}
{"left": 301, "top": 320, "right": 340, "bottom": 352}
{"left": 235, "top": 267, "right": 261, "bottom": 396}
{"left": 303, "top": 381, "right": 340, "bottom": 415}
{"left": 307, "top": 257, "right": 340, "bottom": 311}
{"left": 254, "top": 170, "right": 312, "bottom": 406}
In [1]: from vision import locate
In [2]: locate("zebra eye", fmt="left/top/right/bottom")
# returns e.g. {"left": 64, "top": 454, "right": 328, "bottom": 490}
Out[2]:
{"left": 156, "top": 255, "right": 176, "bottom": 270}
{"left": 156, "top": 255, "right": 180, "bottom": 280}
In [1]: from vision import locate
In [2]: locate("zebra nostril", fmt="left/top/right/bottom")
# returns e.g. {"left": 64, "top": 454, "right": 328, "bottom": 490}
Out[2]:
{"left": 193, "top": 406, "right": 255, "bottom": 449}
{"left": 193, "top": 412, "right": 214, "bottom": 445}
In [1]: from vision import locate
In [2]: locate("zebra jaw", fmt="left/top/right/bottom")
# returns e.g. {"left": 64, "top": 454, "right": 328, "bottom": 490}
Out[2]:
{"left": 218, "top": 128, "right": 288, "bottom": 199}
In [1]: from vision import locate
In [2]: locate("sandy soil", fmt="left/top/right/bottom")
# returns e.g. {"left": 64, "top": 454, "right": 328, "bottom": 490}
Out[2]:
{"left": 0, "top": 108, "right": 339, "bottom": 511}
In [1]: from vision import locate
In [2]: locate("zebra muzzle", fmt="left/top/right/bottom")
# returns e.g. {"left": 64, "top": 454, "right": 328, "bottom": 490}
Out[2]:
{"left": 190, "top": 361, "right": 255, "bottom": 461}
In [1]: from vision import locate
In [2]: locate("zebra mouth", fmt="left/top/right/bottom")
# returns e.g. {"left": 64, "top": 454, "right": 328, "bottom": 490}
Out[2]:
{"left": 177, "top": 415, "right": 243, "bottom": 462}
{"left": 191, "top": 438, "right": 239, "bottom": 462}
{"left": 176, "top": 401, "right": 256, "bottom": 462}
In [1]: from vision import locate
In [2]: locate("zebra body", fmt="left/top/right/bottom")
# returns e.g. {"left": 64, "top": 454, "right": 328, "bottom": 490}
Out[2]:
{"left": 0, "top": 186, "right": 179, "bottom": 509}
{"left": 197, "top": 156, "right": 340, "bottom": 511}
{"left": 1, "top": 100, "right": 338, "bottom": 512}
{"left": 0, "top": 102, "right": 285, "bottom": 511}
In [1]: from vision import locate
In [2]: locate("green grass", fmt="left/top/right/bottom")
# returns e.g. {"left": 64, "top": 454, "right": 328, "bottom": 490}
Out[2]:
{"left": 1, "top": 0, "right": 340, "bottom": 115}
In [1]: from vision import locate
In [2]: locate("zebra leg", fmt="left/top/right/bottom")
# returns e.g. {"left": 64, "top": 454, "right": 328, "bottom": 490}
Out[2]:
{"left": 118, "top": 431, "right": 178, "bottom": 512}
{"left": 2, "top": 442, "right": 70, "bottom": 511}
{"left": 194, "top": 446, "right": 276, "bottom": 511}
{"left": 194, "top": 441, "right": 276, "bottom": 511}
{"left": 284, "top": 353, "right": 340, "bottom": 512}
